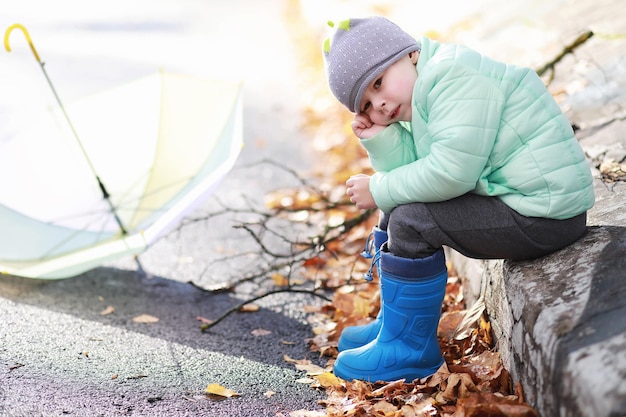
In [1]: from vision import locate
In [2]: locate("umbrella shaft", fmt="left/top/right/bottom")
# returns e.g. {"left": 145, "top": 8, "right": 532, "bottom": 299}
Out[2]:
{"left": 40, "top": 63, "right": 129, "bottom": 236}
{"left": 97, "top": 176, "right": 128, "bottom": 235}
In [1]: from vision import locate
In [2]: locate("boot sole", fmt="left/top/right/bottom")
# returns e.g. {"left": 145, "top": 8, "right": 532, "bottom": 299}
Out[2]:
{"left": 333, "top": 358, "right": 444, "bottom": 383}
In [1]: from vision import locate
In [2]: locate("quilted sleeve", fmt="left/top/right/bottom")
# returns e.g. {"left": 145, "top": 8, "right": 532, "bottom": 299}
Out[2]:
{"left": 360, "top": 123, "right": 417, "bottom": 173}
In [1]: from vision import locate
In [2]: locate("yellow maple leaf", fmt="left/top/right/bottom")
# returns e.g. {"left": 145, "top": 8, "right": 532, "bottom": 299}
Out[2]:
{"left": 315, "top": 372, "right": 341, "bottom": 388}
{"left": 205, "top": 383, "right": 239, "bottom": 398}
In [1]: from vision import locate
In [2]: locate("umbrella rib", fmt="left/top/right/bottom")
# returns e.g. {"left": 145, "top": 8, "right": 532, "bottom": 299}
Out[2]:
{"left": 42, "top": 70, "right": 129, "bottom": 236}
{"left": 39, "top": 209, "right": 120, "bottom": 260}
{"left": 113, "top": 174, "right": 198, "bottom": 217}
{"left": 44, "top": 173, "right": 196, "bottom": 232}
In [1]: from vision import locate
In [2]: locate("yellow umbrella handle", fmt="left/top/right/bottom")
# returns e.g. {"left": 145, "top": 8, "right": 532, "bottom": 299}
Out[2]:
{"left": 4, "top": 23, "right": 42, "bottom": 63}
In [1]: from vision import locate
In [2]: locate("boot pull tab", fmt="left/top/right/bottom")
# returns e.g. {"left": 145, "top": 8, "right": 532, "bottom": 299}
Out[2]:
{"left": 360, "top": 231, "right": 375, "bottom": 259}
{"left": 363, "top": 249, "right": 382, "bottom": 282}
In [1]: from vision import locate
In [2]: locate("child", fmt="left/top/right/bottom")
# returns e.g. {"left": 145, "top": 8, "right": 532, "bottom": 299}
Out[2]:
{"left": 323, "top": 16, "right": 594, "bottom": 382}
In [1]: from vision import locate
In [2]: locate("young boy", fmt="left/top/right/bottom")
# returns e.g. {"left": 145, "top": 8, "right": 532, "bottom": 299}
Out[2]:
{"left": 323, "top": 16, "right": 594, "bottom": 382}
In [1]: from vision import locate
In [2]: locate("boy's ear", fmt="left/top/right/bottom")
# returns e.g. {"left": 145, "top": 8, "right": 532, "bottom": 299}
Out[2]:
{"left": 409, "top": 51, "right": 419, "bottom": 64}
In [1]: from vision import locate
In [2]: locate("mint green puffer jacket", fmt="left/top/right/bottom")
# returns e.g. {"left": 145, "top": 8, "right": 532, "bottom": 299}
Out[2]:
{"left": 362, "top": 36, "right": 594, "bottom": 220}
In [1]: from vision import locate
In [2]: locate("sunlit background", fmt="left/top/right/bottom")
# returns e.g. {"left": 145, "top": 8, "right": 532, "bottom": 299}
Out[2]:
{"left": 0, "top": 0, "right": 623, "bottom": 265}
{"left": 1, "top": 0, "right": 623, "bottom": 141}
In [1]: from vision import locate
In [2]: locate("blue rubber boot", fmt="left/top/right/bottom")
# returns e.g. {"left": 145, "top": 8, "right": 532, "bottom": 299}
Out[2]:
{"left": 333, "top": 249, "right": 448, "bottom": 382}
{"left": 338, "top": 227, "right": 387, "bottom": 352}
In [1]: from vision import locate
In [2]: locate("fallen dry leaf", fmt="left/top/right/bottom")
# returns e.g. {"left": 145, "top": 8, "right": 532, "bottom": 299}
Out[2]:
{"left": 8, "top": 363, "right": 24, "bottom": 371}
{"left": 100, "top": 305, "right": 115, "bottom": 315}
{"left": 196, "top": 316, "right": 213, "bottom": 324}
{"left": 457, "top": 392, "right": 539, "bottom": 417}
{"left": 295, "top": 362, "right": 327, "bottom": 376}
{"left": 442, "top": 373, "right": 478, "bottom": 401}
{"left": 284, "top": 355, "right": 312, "bottom": 365}
{"left": 132, "top": 314, "right": 159, "bottom": 324}
{"left": 296, "top": 377, "right": 316, "bottom": 384}
{"left": 315, "top": 372, "right": 341, "bottom": 388}
{"left": 272, "top": 273, "right": 290, "bottom": 286}
{"left": 251, "top": 328, "right": 272, "bottom": 337}
{"left": 288, "top": 410, "right": 327, "bottom": 417}
{"left": 369, "top": 378, "right": 407, "bottom": 397}
{"left": 599, "top": 160, "right": 626, "bottom": 182}
{"left": 205, "top": 383, "right": 239, "bottom": 398}
{"left": 400, "top": 399, "right": 438, "bottom": 416}
{"left": 239, "top": 303, "right": 260, "bottom": 313}
{"left": 373, "top": 400, "right": 398, "bottom": 414}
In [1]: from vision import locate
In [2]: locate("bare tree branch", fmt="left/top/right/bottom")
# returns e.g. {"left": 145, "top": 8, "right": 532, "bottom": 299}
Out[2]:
{"left": 163, "top": 158, "right": 375, "bottom": 329}
{"left": 536, "top": 30, "right": 594, "bottom": 82}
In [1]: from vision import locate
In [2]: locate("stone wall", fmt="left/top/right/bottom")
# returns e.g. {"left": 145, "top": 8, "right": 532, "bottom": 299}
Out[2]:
{"left": 451, "top": 120, "right": 626, "bottom": 417}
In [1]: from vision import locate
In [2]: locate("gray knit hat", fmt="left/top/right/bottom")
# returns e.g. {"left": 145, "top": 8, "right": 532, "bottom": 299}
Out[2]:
{"left": 323, "top": 17, "right": 420, "bottom": 113}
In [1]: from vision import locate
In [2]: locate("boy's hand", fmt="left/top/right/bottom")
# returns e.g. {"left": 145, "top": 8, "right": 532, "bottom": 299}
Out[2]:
{"left": 346, "top": 174, "right": 377, "bottom": 209}
{"left": 352, "top": 113, "right": 386, "bottom": 139}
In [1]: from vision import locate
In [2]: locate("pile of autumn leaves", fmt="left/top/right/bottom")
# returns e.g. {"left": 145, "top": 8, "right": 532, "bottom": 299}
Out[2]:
{"left": 264, "top": 187, "right": 542, "bottom": 417}
{"left": 289, "top": 253, "right": 539, "bottom": 417}
{"left": 271, "top": 185, "right": 539, "bottom": 417}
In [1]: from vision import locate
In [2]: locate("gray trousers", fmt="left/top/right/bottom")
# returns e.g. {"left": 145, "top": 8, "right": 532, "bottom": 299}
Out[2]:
{"left": 380, "top": 193, "right": 588, "bottom": 261}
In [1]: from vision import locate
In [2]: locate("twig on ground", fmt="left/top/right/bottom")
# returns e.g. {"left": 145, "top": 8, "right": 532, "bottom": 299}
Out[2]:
{"left": 199, "top": 288, "right": 331, "bottom": 331}
{"left": 536, "top": 30, "right": 594, "bottom": 83}
{"left": 166, "top": 158, "right": 374, "bottom": 328}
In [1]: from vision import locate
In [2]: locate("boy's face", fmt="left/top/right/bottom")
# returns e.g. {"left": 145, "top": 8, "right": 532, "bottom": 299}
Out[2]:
{"left": 358, "top": 52, "right": 418, "bottom": 125}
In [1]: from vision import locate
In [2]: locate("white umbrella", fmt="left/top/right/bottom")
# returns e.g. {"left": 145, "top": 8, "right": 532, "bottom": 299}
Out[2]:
{"left": 0, "top": 24, "right": 243, "bottom": 279}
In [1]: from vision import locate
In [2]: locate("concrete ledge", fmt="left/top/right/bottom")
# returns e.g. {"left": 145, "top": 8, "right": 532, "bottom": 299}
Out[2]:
{"left": 450, "top": 121, "right": 626, "bottom": 417}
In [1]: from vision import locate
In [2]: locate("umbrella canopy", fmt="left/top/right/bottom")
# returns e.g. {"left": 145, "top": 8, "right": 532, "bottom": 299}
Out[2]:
{"left": 0, "top": 70, "right": 243, "bottom": 279}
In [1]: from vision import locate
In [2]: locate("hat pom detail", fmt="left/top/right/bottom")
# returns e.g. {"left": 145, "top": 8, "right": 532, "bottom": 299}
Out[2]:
{"left": 323, "top": 37, "right": 331, "bottom": 54}
{"left": 337, "top": 19, "right": 351, "bottom": 31}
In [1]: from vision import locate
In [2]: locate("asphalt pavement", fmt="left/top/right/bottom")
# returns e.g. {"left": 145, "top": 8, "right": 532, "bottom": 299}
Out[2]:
{"left": 0, "top": 1, "right": 327, "bottom": 416}
{"left": 0, "top": 271, "right": 325, "bottom": 416}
